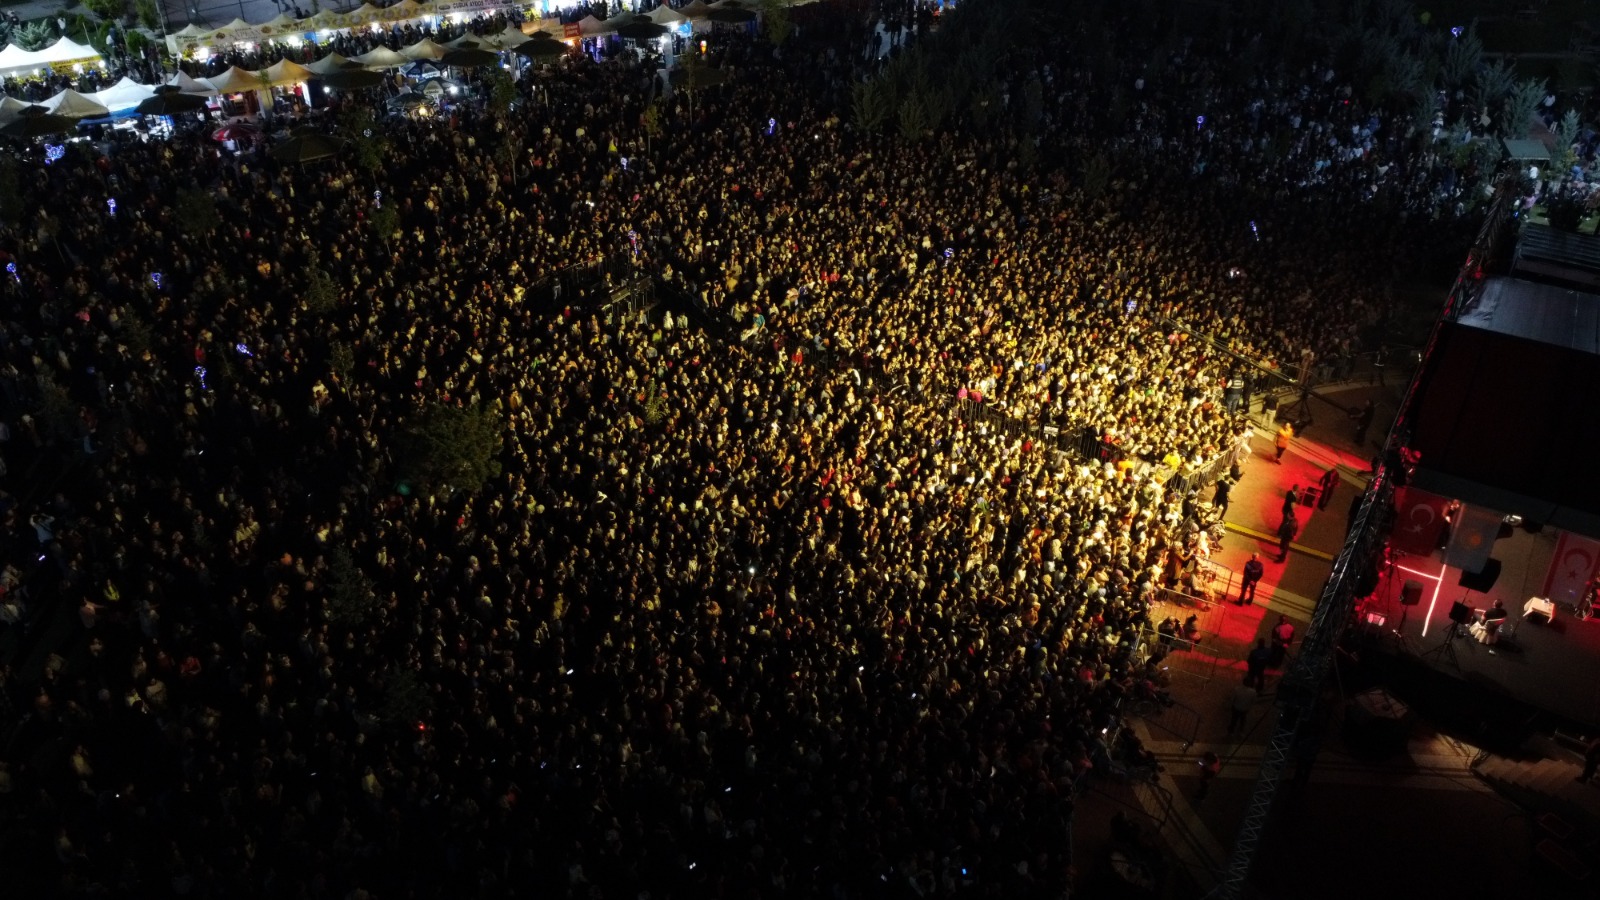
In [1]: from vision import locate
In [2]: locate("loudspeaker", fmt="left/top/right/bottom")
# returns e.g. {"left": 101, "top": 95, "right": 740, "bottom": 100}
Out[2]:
{"left": 1401, "top": 580, "right": 1423, "bottom": 606}
{"left": 1457, "top": 559, "right": 1502, "bottom": 593}
{"left": 1449, "top": 601, "right": 1475, "bottom": 625}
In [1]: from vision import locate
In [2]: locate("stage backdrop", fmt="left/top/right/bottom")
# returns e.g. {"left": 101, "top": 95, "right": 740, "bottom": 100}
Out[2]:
{"left": 1542, "top": 530, "right": 1600, "bottom": 608}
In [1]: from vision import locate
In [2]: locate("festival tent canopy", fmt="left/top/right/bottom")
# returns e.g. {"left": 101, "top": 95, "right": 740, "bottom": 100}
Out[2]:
{"left": 258, "top": 14, "right": 304, "bottom": 36}
{"left": 647, "top": 5, "right": 690, "bottom": 26}
{"left": 443, "top": 33, "right": 491, "bottom": 49}
{"left": 390, "top": 0, "right": 427, "bottom": 20}
{"left": 173, "top": 23, "right": 208, "bottom": 38}
{"left": 0, "top": 95, "right": 33, "bottom": 122}
{"left": 90, "top": 77, "right": 157, "bottom": 112}
{"left": 43, "top": 89, "right": 111, "bottom": 119}
{"left": 680, "top": 1, "right": 713, "bottom": 17}
{"left": 204, "top": 66, "right": 268, "bottom": 94}
{"left": 494, "top": 26, "right": 531, "bottom": 48}
{"left": 402, "top": 38, "right": 448, "bottom": 60}
{"left": 166, "top": 71, "right": 219, "bottom": 95}
{"left": 306, "top": 53, "right": 360, "bottom": 76}
{"left": 0, "top": 36, "right": 104, "bottom": 76}
{"left": 354, "top": 46, "right": 409, "bottom": 68}
{"left": 578, "top": 15, "right": 618, "bottom": 35}
{"left": 263, "top": 59, "right": 315, "bottom": 86}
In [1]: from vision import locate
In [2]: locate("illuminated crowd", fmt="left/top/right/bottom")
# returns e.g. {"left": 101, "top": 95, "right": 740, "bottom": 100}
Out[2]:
{"left": 0, "top": 1, "right": 1479, "bottom": 896}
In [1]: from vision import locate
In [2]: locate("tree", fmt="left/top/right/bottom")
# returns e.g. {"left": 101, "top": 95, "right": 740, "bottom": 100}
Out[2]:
{"left": 1439, "top": 26, "right": 1482, "bottom": 91}
{"left": 485, "top": 68, "right": 516, "bottom": 119}
{"left": 303, "top": 260, "right": 340, "bottom": 314}
{"left": 896, "top": 90, "right": 930, "bottom": 140}
{"left": 14, "top": 22, "right": 54, "bottom": 51}
{"left": 377, "top": 668, "right": 432, "bottom": 725}
{"left": 174, "top": 188, "right": 220, "bottom": 236}
{"left": 760, "top": 0, "right": 794, "bottom": 46}
{"left": 338, "top": 106, "right": 388, "bottom": 174}
{"left": 329, "top": 340, "right": 355, "bottom": 386}
{"left": 368, "top": 204, "right": 399, "bottom": 245}
{"left": 83, "top": 0, "right": 127, "bottom": 21}
{"left": 852, "top": 80, "right": 892, "bottom": 133}
{"left": 33, "top": 372, "right": 80, "bottom": 446}
{"left": 1501, "top": 77, "right": 1545, "bottom": 139}
{"left": 1082, "top": 153, "right": 1113, "bottom": 201}
{"left": 641, "top": 100, "right": 664, "bottom": 154}
{"left": 1471, "top": 59, "right": 1516, "bottom": 119}
{"left": 326, "top": 548, "right": 378, "bottom": 624}
{"left": 133, "top": 0, "right": 161, "bottom": 32}
{"left": 1553, "top": 109, "right": 1582, "bottom": 174}
{"left": 397, "top": 402, "right": 504, "bottom": 494}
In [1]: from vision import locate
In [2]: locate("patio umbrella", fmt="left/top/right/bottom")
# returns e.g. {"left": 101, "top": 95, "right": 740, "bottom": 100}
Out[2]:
{"left": 137, "top": 91, "right": 209, "bottom": 116}
{"left": 321, "top": 69, "right": 385, "bottom": 91}
{"left": 617, "top": 20, "right": 670, "bottom": 41}
{"left": 513, "top": 38, "right": 566, "bottom": 61}
{"left": 441, "top": 48, "right": 498, "bottom": 69}
{"left": 388, "top": 91, "right": 427, "bottom": 111}
{"left": 419, "top": 78, "right": 465, "bottom": 98}
{"left": 271, "top": 132, "right": 345, "bottom": 164}
{"left": 402, "top": 61, "right": 440, "bottom": 78}
{"left": 1, "top": 106, "right": 75, "bottom": 138}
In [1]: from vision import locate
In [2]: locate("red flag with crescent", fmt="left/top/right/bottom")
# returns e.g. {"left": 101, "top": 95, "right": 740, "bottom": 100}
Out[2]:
{"left": 1542, "top": 531, "right": 1600, "bottom": 607}
{"left": 1390, "top": 487, "right": 1450, "bottom": 556}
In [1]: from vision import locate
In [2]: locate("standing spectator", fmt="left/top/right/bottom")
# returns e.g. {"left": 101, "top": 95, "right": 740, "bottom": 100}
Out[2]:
{"left": 1274, "top": 421, "right": 1295, "bottom": 463}
{"left": 1276, "top": 512, "right": 1299, "bottom": 563}
{"left": 1238, "top": 552, "right": 1264, "bottom": 605}
{"left": 1246, "top": 639, "right": 1271, "bottom": 689}
{"left": 1282, "top": 485, "right": 1300, "bottom": 519}
{"left": 1351, "top": 399, "right": 1377, "bottom": 445}
{"left": 1228, "top": 677, "right": 1258, "bottom": 735}
{"left": 1271, "top": 615, "right": 1296, "bottom": 668}
{"left": 1579, "top": 736, "right": 1600, "bottom": 783}
{"left": 1318, "top": 466, "right": 1339, "bottom": 511}
{"left": 1212, "top": 473, "right": 1234, "bottom": 517}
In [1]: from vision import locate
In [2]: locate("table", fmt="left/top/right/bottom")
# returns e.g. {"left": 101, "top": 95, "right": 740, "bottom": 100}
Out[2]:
{"left": 1524, "top": 596, "right": 1556, "bottom": 622}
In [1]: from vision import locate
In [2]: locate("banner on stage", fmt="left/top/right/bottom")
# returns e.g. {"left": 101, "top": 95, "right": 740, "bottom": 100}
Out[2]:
{"left": 1541, "top": 530, "right": 1600, "bottom": 607}
{"left": 1443, "top": 503, "right": 1501, "bottom": 574}
{"left": 1389, "top": 486, "right": 1450, "bottom": 556}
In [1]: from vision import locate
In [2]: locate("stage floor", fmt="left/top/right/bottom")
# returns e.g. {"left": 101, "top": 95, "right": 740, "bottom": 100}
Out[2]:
{"left": 1370, "top": 527, "right": 1600, "bottom": 728}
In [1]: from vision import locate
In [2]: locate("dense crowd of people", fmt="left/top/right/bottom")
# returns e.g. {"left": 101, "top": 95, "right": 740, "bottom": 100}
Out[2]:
{"left": 0, "top": 0, "right": 1510, "bottom": 896}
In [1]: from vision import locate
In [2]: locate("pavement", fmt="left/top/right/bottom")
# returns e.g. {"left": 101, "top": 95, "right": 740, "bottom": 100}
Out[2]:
{"left": 1066, "top": 366, "right": 1594, "bottom": 899}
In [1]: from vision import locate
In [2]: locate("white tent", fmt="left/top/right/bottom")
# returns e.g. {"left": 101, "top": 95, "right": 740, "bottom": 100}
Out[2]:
{"left": 494, "top": 26, "right": 530, "bottom": 49}
{"left": 173, "top": 23, "right": 208, "bottom": 38}
{"left": 166, "top": 71, "right": 219, "bottom": 96}
{"left": 348, "top": 3, "right": 385, "bottom": 25}
{"left": 390, "top": 0, "right": 427, "bottom": 21}
{"left": 306, "top": 53, "right": 359, "bottom": 76}
{"left": 577, "top": 15, "right": 617, "bottom": 36}
{"left": 204, "top": 66, "right": 267, "bottom": 94}
{"left": 0, "top": 36, "right": 103, "bottom": 76}
{"left": 680, "top": 1, "right": 712, "bottom": 17}
{"left": 354, "top": 46, "right": 409, "bottom": 68}
{"left": 401, "top": 39, "right": 448, "bottom": 61}
{"left": 258, "top": 14, "right": 304, "bottom": 37}
{"left": 0, "top": 96, "right": 34, "bottom": 123}
{"left": 443, "top": 33, "right": 492, "bottom": 49}
{"left": 90, "top": 77, "right": 156, "bottom": 112}
{"left": 44, "top": 89, "right": 111, "bottom": 119}
{"left": 647, "top": 5, "right": 690, "bottom": 26}
{"left": 262, "top": 59, "right": 314, "bottom": 86}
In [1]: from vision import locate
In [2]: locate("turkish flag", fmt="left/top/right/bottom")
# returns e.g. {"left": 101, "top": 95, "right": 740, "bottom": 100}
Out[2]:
{"left": 1541, "top": 531, "right": 1600, "bottom": 607}
{"left": 1390, "top": 487, "right": 1451, "bottom": 556}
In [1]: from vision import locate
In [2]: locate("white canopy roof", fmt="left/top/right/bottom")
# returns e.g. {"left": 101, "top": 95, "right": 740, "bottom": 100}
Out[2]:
{"left": 354, "top": 46, "right": 409, "bottom": 68}
{"left": 204, "top": 66, "right": 267, "bottom": 94}
{"left": 680, "top": 1, "right": 712, "bottom": 17}
{"left": 0, "top": 96, "right": 34, "bottom": 123}
{"left": 401, "top": 39, "right": 448, "bottom": 61}
{"left": 577, "top": 15, "right": 617, "bottom": 35}
{"left": 174, "top": 23, "right": 208, "bottom": 38}
{"left": 90, "top": 77, "right": 157, "bottom": 112}
{"left": 647, "top": 5, "right": 690, "bottom": 26}
{"left": 443, "top": 33, "right": 492, "bottom": 49}
{"left": 44, "top": 88, "right": 111, "bottom": 119}
{"left": 494, "top": 26, "right": 530, "bottom": 48}
{"left": 0, "top": 36, "right": 103, "bottom": 76}
{"left": 258, "top": 14, "right": 303, "bottom": 35}
{"left": 262, "top": 59, "right": 314, "bottom": 86}
{"left": 305, "top": 53, "right": 359, "bottom": 76}
{"left": 166, "top": 71, "right": 219, "bottom": 96}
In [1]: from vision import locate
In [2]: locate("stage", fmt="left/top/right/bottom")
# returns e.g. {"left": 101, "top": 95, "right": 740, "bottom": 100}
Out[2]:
{"left": 1366, "top": 524, "right": 1600, "bottom": 729}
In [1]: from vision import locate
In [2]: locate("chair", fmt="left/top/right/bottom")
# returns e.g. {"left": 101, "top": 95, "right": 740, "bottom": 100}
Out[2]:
{"left": 1470, "top": 610, "right": 1501, "bottom": 645}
